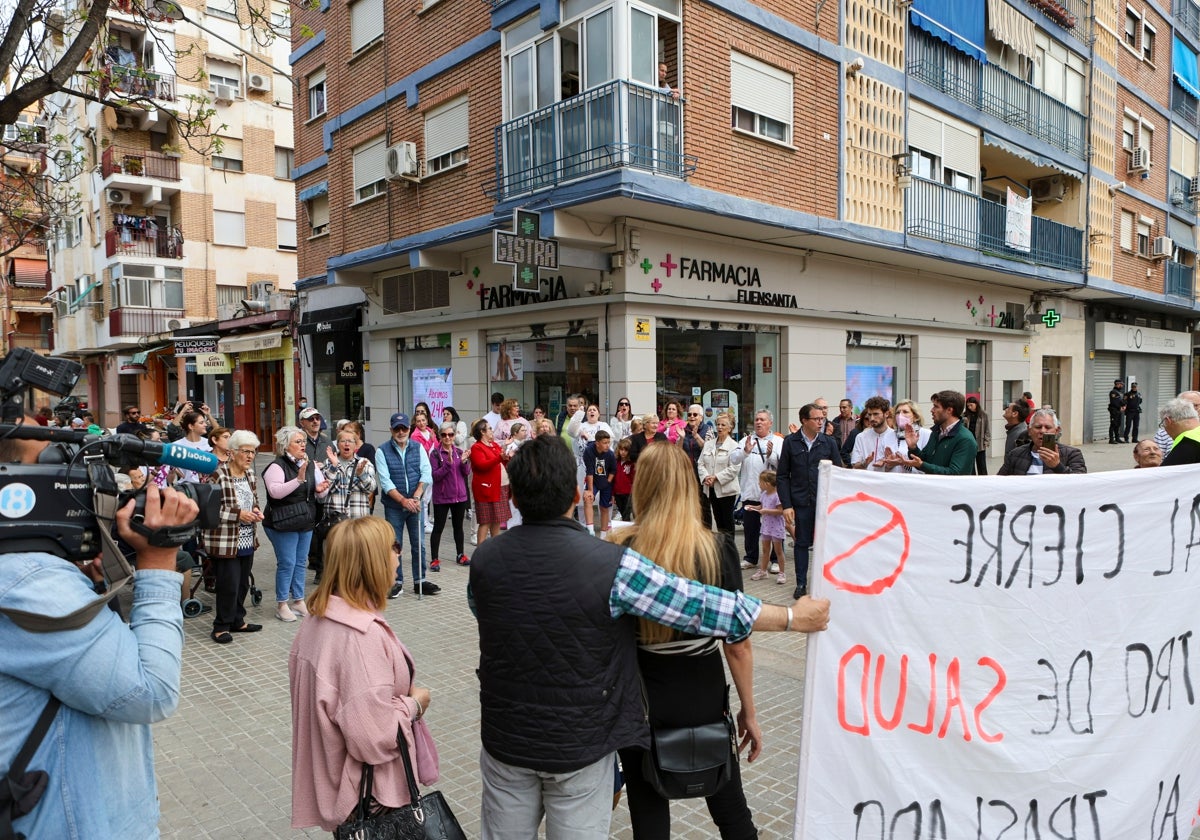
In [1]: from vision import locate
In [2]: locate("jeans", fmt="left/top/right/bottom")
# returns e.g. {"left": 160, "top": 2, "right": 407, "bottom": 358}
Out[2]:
{"left": 792, "top": 504, "right": 816, "bottom": 599}
{"left": 264, "top": 527, "right": 311, "bottom": 602}
{"left": 480, "top": 748, "right": 613, "bottom": 840}
{"left": 431, "top": 501, "right": 467, "bottom": 559}
{"left": 385, "top": 504, "right": 426, "bottom": 584}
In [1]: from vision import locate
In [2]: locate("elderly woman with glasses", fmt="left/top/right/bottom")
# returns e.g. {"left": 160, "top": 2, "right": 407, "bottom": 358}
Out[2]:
{"left": 322, "top": 427, "right": 378, "bottom": 534}
{"left": 201, "top": 430, "right": 265, "bottom": 644}
{"left": 430, "top": 423, "right": 471, "bottom": 568}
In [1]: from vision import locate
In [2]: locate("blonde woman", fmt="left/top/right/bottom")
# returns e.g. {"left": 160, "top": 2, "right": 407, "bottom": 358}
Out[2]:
{"left": 697, "top": 413, "right": 741, "bottom": 535}
{"left": 609, "top": 444, "right": 760, "bottom": 838}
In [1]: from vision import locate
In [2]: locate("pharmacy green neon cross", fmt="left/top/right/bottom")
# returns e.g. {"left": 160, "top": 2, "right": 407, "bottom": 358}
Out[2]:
{"left": 493, "top": 209, "right": 559, "bottom": 293}
{"left": 1041, "top": 309, "right": 1061, "bottom": 328}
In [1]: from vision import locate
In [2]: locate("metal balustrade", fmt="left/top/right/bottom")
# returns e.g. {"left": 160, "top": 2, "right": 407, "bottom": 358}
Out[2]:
{"left": 1166, "top": 260, "right": 1195, "bottom": 300}
{"left": 109, "top": 307, "right": 185, "bottom": 337}
{"left": 101, "top": 145, "right": 180, "bottom": 181}
{"left": 494, "top": 80, "right": 697, "bottom": 201}
{"left": 905, "top": 176, "right": 1085, "bottom": 271}
{"left": 1169, "top": 170, "right": 1198, "bottom": 215}
{"left": 105, "top": 226, "right": 184, "bottom": 259}
{"left": 108, "top": 65, "right": 177, "bottom": 102}
{"left": 1177, "top": 0, "right": 1200, "bottom": 44}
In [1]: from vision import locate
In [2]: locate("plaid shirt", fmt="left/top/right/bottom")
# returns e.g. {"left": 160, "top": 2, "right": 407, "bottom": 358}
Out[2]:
{"left": 200, "top": 464, "right": 259, "bottom": 559}
{"left": 609, "top": 548, "right": 761, "bottom": 643}
{"left": 322, "top": 456, "right": 377, "bottom": 519}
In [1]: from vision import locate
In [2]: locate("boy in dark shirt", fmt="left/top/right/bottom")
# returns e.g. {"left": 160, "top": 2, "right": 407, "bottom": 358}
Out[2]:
{"left": 582, "top": 430, "right": 617, "bottom": 536}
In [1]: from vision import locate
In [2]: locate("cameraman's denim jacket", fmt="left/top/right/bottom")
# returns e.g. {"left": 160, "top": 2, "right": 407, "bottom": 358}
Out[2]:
{"left": 0, "top": 553, "right": 183, "bottom": 839}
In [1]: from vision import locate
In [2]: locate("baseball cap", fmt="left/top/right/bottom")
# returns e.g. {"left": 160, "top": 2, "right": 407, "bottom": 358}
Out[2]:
{"left": 299, "top": 407, "right": 321, "bottom": 420}
{"left": 390, "top": 412, "right": 410, "bottom": 429}
{"left": 70, "top": 417, "right": 85, "bottom": 428}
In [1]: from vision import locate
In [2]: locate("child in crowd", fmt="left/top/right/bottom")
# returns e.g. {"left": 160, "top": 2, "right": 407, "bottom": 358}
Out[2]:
{"left": 748, "top": 470, "right": 787, "bottom": 585}
{"left": 612, "top": 437, "right": 634, "bottom": 522}
{"left": 504, "top": 421, "right": 528, "bottom": 457}
{"left": 582, "top": 430, "right": 617, "bottom": 536}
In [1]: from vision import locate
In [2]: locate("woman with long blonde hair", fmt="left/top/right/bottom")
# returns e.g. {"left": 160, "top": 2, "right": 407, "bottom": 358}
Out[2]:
{"left": 608, "top": 444, "right": 761, "bottom": 838}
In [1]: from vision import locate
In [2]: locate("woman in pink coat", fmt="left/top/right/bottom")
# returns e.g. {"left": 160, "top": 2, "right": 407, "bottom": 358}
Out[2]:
{"left": 289, "top": 517, "right": 439, "bottom": 832}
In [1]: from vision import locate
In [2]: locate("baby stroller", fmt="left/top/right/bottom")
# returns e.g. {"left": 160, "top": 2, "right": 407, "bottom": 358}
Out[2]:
{"left": 182, "top": 548, "right": 263, "bottom": 618}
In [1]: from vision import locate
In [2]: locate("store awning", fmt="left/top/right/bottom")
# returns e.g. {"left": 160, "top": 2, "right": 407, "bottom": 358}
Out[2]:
{"left": 218, "top": 331, "right": 283, "bottom": 354}
{"left": 1174, "top": 36, "right": 1200, "bottom": 100}
{"left": 987, "top": 0, "right": 1035, "bottom": 62}
{"left": 983, "top": 132, "right": 1084, "bottom": 179}
{"left": 911, "top": 0, "right": 986, "bottom": 63}
{"left": 298, "top": 303, "right": 361, "bottom": 335}
{"left": 1169, "top": 217, "right": 1196, "bottom": 252}
{"left": 6, "top": 257, "right": 48, "bottom": 288}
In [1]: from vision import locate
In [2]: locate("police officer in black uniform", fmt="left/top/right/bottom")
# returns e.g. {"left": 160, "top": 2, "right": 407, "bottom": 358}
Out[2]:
{"left": 1123, "top": 382, "right": 1143, "bottom": 444}
{"left": 1108, "top": 379, "right": 1125, "bottom": 444}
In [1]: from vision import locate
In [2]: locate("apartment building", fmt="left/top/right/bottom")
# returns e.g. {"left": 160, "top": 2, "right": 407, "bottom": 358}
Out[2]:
{"left": 44, "top": 0, "right": 297, "bottom": 439}
{"left": 292, "top": 0, "right": 1199, "bottom": 443}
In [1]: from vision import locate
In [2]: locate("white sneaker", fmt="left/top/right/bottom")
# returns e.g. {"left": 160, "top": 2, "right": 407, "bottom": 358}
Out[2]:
{"left": 291, "top": 599, "right": 309, "bottom": 617}
{"left": 470, "top": 532, "right": 478, "bottom": 546}
{"left": 424, "top": 522, "right": 434, "bottom": 534}
{"left": 275, "top": 603, "right": 297, "bottom": 622}
{"left": 769, "top": 563, "right": 780, "bottom": 574}
{"left": 741, "top": 560, "right": 755, "bottom": 569}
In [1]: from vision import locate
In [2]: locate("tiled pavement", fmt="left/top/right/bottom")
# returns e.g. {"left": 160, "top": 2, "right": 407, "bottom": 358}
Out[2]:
{"left": 154, "top": 443, "right": 1199, "bottom": 839}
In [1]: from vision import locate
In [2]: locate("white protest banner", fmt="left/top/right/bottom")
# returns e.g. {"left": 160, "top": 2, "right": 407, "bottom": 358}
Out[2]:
{"left": 795, "top": 463, "right": 1200, "bottom": 839}
{"left": 1005, "top": 186, "right": 1032, "bottom": 253}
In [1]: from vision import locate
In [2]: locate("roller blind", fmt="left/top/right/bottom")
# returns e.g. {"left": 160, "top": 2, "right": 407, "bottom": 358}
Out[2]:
{"left": 425, "top": 97, "right": 469, "bottom": 160}
{"left": 730, "top": 52, "right": 792, "bottom": 125}
{"left": 350, "top": 0, "right": 383, "bottom": 53}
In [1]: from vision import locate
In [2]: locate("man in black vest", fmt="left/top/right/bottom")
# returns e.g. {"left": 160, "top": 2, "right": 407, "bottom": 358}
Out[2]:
{"left": 300, "top": 407, "right": 331, "bottom": 578}
{"left": 470, "top": 435, "right": 830, "bottom": 839}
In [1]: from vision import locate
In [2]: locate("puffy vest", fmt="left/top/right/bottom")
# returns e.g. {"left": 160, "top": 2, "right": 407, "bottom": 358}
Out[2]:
{"left": 472, "top": 518, "right": 647, "bottom": 772}
{"left": 380, "top": 440, "right": 422, "bottom": 510}
{"left": 263, "top": 456, "right": 314, "bottom": 529}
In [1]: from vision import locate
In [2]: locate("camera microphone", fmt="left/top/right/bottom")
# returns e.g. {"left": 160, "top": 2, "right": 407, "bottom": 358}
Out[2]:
{"left": 104, "top": 434, "right": 220, "bottom": 474}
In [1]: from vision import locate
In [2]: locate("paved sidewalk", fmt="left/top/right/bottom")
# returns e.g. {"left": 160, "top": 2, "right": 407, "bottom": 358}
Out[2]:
{"left": 153, "top": 442, "right": 1191, "bottom": 838}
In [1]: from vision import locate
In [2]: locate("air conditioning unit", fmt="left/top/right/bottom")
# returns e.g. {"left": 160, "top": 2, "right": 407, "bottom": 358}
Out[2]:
{"left": 114, "top": 112, "right": 139, "bottom": 130}
{"left": 166, "top": 318, "right": 191, "bottom": 330}
{"left": 212, "top": 84, "right": 235, "bottom": 104}
{"left": 385, "top": 142, "right": 419, "bottom": 180}
{"left": 1190, "top": 176, "right": 1200, "bottom": 199}
{"left": 1030, "top": 175, "right": 1065, "bottom": 203}
{"left": 1152, "top": 236, "right": 1172, "bottom": 259}
{"left": 249, "top": 280, "right": 275, "bottom": 300}
{"left": 107, "top": 189, "right": 133, "bottom": 205}
{"left": 1129, "top": 147, "right": 1150, "bottom": 173}
{"left": 247, "top": 73, "right": 269, "bottom": 92}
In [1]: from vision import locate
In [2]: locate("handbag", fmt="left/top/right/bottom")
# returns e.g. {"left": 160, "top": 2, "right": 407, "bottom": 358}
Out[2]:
{"left": 316, "top": 508, "right": 349, "bottom": 541}
{"left": 641, "top": 701, "right": 737, "bottom": 800}
{"left": 334, "top": 726, "right": 466, "bottom": 840}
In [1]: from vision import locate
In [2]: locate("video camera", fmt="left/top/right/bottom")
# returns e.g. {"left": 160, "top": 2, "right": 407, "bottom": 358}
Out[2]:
{"left": 0, "top": 349, "right": 221, "bottom": 629}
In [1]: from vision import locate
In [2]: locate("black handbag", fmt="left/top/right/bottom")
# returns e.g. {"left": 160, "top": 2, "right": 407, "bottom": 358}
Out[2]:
{"left": 641, "top": 705, "right": 737, "bottom": 800}
{"left": 315, "top": 508, "right": 349, "bottom": 541}
{"left": 334, "top": 726, "right": 466, "bottom": 840}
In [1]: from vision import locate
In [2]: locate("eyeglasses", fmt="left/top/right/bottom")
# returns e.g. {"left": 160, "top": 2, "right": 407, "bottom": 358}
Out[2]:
{"left": 618, "top": 402, "right": 630, "bottom": 407}
{"left": 236, "top": 449, "right": 257, "bottom": 456}
{"left": 305, "top": 416, "right": 322, "bottom": 421}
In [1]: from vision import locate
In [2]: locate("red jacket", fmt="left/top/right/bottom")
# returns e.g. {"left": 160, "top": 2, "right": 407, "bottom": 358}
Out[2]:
{"left": 469, "top": 441, "right": 505, "bottom": 502}
{"left": 613, "top": 459, "right": 634, "bottom": 496}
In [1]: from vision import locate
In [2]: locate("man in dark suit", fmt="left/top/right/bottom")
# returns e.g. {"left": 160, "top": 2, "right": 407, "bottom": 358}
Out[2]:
{"left": 998, "top": 408, "right": 1087, "bottom": 475}
{"left": 778, "top": 403, "right": 843, "bottom": 599}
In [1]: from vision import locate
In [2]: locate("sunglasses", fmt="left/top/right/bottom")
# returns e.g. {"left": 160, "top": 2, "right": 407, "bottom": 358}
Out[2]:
{"left": 441, "top": 432, "right": 455, "bottom": 437}
{"left": 618, "top": 402, "right": 630, "bottom": 407}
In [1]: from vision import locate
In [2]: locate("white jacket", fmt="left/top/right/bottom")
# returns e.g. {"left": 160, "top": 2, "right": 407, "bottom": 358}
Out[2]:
{"left": 697, "top": 436, "right": 741, "bottom": 498}
{"left": 729, "top": 432, "right": 783, "bottom": 501}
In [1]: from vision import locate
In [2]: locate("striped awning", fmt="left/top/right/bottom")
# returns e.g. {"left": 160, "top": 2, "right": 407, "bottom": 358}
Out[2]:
{"left": 6, "top": 257, "right": 48, "bottom": 288}
{"left": 987, "top": 0, "right": 1036, "bottom": 62}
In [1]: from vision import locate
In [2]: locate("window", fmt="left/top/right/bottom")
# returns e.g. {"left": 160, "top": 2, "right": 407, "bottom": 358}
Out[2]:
{"left": 111, "top": 264, "right": 183, "bottom": 309}
{"left": 349, "top": 0, "right": 383, "bottom": 53}
{"left": 207, "top": 0, "right": 237, "bottom": 17}
{"left": 1171, "top": 125, "right": 1197, "bottom": 178}
{"left": 1142, "top": 22, "right": 1155, "bottom": 62}
{"left": 1137, "top": 217, "right": 1152, "bottom": 256}
{"left": 277, "top": 217, "right": 297, "bottom": 250}
{"left": 424, "top": 96, "right": 469, "bottom": 175}
{"left": 1120, "top": 211, "right": 1134, "bottom": 250}
{"left": 910, "top": 148, "right": 937, "bottom": 179}
{"left": 213, "top": 210, "right": 246, "bottom": 246}
{"left": 307, "top": 68, "right": 326, "bottom": 119}
{"left": 207, "top": 58, "right": 241, "bottom": 97}
{"left": 1141, "top": 123, "right": 1153, "bottom": 161}
{"left": 730, "top": 52, "right": 792, "bottom": 144}
{"left": 352, "top": 135, "right": 387, "bottom": 201}
{"left": 1124, "top": 8, "right": 1140, "bottom": 48}
{"left": 1122, "top": 115, "right": 1136, "bottom": 150}
{"left": 307, "top": 194, "right": 329, "bottom": 236}
{"left": 944, "top": 169, "right": 974, "bottom": 191}
{"left": 275, "top": 146, "right": 294, "bottom": 179}
{"left": 270, "top": 2, "right": 289, "bottom": 28}
{"left": 216, "top": 284, "right": 245, "bottom": 308}
{"left": 212, "top": 137, "right": 243, "bottom": 172}
{"left": 1032, "top": 35, "right": 1085, "bottom": 111}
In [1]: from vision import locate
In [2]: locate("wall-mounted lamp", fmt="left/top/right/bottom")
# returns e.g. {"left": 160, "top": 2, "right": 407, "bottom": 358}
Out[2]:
{"left": 892, "top": 152, "right": 912, "bottom": 189}
{"left": 845, "top": 57, "right": 865, "bottom": 78}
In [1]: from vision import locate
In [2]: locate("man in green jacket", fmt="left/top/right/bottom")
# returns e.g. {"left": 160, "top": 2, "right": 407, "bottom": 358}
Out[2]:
{"left": 886, "top": 390, "right": 976, "bottom": 475}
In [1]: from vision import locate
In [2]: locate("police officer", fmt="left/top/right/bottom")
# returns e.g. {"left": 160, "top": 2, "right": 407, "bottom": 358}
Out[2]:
{"left": 1108, "top": 379, "right": 1125, "bottom": 444}
{"left": 1123, "top": 382, "right": 1143, "bottom": 444}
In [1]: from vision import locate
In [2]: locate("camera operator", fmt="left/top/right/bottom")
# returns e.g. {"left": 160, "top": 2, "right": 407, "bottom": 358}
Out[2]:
{"left": 0, "top": 429, "right": 200, "bottom": 837}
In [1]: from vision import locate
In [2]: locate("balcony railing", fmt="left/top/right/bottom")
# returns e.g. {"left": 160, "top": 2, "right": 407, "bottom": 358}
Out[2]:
{"left": 1177, "top": 0, "right": 1200, "bottom": 44}
{"left": 7, "top": 332, "right": 52, "bottom": 351}
{"left": 908, "top": 28, "right": 1086, "bottom": 159}
{"left": 1166, "top": 261, "right": 1195, "bottom": 300}
{"left": 101, "top": 145, "right": 180, "bottom": 181}
{"left": 905, "top": 176, "right": 1085, "bottom": 271}
{"left": 1025, "top": 0, "right": 1083, "bottom": 34}
{"left": 1170, "top": 170, "right": 1198, "bottom": 215}
{"left": 1172, "top": 82, "right": 1199, "bottom": 130}
{"left": 107, "top": 65, "right": 176, "bottom": 102}
{"left": 105, "top": 226, "right": 184, "bottom": 259}
{"left": 494, "top": 79, "right": 697, "bottom": 201}
{"left": 110, "top": 307, "right": 184, "bottom": 337}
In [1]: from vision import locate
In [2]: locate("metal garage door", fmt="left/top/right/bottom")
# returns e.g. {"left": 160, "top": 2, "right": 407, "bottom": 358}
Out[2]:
{"left": 1091, "top": 351, "right": 1121, "bottom": 442}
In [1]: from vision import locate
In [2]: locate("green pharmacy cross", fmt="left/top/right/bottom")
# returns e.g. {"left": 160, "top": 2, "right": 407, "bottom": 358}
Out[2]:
{"left": 1041, "top": 309, "right": 1062, "bottom": 328}
{"left": 493, "top": 209, "right": 559, "bottom": 293}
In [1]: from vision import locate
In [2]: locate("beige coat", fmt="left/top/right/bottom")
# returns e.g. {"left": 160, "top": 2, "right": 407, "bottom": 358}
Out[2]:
{"left": 697, "top": 435, "right": 742, "bottom": 498}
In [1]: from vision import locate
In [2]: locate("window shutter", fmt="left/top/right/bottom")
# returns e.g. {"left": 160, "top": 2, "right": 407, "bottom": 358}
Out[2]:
{"left": 214, "top": 210, "right": 245, "bottom": 246}
{"left": 425, "top": 97, "right": 469, "bottom": 160}
{"left": 353, "top": 137, "right": 387, "bottom": 190}
{"left": 942, "top": 124, "right": 978, "bottom": 178}
{"left": 907, "top": 109, "right": 941, "bottom": 157}
{"left": 350, "top": 0, "right": 383, "bottom": 52}
{"left": 277, "top": 218, "right": 297, "bottom": 248}
{"left": 309, "top": 195, "right": 329, "bottom": 229}
{"left": 1119, "top": 212, "right": 1133, "bottom": 250}
{"left": 730, "top": 53, "right": 792, "bottom": 125}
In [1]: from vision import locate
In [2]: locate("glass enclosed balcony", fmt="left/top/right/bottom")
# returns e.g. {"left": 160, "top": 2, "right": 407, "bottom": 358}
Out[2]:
{"left": 1166, "top": 260, "right": 1195, "bottom": 300}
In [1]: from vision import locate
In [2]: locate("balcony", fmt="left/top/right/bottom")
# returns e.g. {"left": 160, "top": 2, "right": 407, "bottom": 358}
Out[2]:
{"left": 908, "top": 29, "right": 1086, "bottom": 160}
{"left": 494, "top": 79, "right": 697, "bottom": 202}
{"left": 105, "top": 225, "right": 184, "bottom": 259}
{"left": 1178, "top": 1, "right": 1200, "bottom": 45}
{"left": 106, "top": 64, "right": 176, "bottom": 103}
{"left": 905, "top": 176, "right": 1085, "bottom": 271}
{"left": 110, "top": 307, "right": 184, "bottom": 337}
{"left": 1170, "top": 170, "right": 1197, "bottom": 215}
{"left": 1172, "top": 82, "right": 1198, "bottom": 130}
{"left": 1025, "top": 0, "right": 1083, "bottom": 34}
{"left": 1166, "top": 261, "right": 1195, "bottom": 300}
{"left": 7, "top": 332, "right": 52, "bottom": 351}
{"left": 101, "top": 146, "right": 180, "bottom": 181}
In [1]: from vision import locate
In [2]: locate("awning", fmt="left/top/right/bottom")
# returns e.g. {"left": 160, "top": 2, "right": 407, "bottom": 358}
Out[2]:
{"left": 987, "top": 0, "right": 1035, "bottom": 62}
{"left": 6, "top": 257, "right": 48, "bottom": 288}
{"left": 1169, "top": 217, "right": 1196, "bottom": 252}
{"left": 911, "top": 0, "right": 986, "bottom": 63}
{"left": 69, "top": 278, "right": 102, "bottom": 313}
{"left": 982, "top": 132, "right": 1084, "bottom": 179}
{"left": 218, "top": 331, "right": 283, "bottom": 354}
{"left": 1174, "top": 36, "right": 1200, "bottom": 100}
{"left": 297, "top": 181, "right": 329, "bottom": 202}
{"left": 298, "top": 303, "right": 361, "bottom": 335}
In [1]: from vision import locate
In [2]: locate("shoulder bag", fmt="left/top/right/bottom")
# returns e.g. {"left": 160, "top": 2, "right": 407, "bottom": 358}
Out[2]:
{"left": 269, "top": 459, "right": 316, "bottom": 532}
{"left": 334, "top": 724, "right": 466, "bottom": 840}
{"left": 641, "top": 689, "right": 737, "bottom": 800}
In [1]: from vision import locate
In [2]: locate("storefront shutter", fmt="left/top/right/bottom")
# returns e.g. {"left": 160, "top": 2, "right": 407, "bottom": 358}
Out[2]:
{"left": 1091, "top": 351, "right": 1121, "bottom": 442}
{"left": 1158, "top": 356, "right": 1179, "bottom": 408}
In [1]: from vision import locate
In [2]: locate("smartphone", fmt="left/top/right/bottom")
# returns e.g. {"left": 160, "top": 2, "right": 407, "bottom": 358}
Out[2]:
{"left": 1040, "top": 433, "right": 1058, "bottom": 449}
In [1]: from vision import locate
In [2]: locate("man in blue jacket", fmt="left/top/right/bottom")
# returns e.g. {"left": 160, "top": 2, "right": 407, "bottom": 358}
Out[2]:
{"left": 778, "top": 403, "right": 843, "bottom": 599}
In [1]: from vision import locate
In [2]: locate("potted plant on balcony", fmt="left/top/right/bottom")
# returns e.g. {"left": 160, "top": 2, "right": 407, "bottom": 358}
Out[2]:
{"left": 122, "top": 155, "right": 144, "bottom": 175}
{"left": 159, "top": 142, "right": 181, "bottom": 157}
